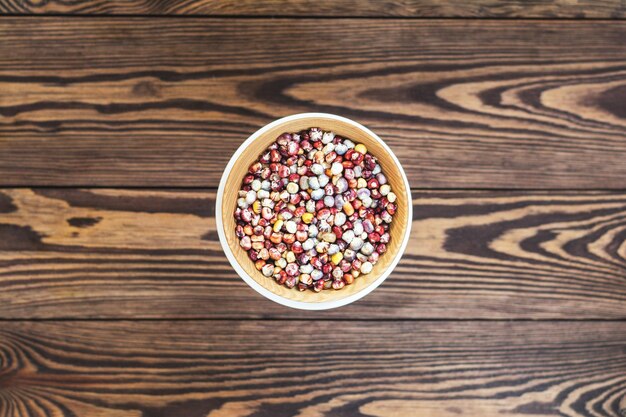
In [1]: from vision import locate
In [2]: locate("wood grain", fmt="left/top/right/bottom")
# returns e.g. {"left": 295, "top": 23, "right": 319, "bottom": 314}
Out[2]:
{"left": 1, "top": 188, "right": 625, "bottom": 319}
{"left": 2, "top": 19, "right": 626, "bottom": 187}
{"left": 1, "top": 0, "right": 625, "bottom": 18}
{"left": 0, "top": 320, "right": 624, "bottom": 417}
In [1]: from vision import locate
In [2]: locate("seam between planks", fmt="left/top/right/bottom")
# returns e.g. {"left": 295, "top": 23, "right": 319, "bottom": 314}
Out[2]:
{"left": 0, "top": 318, "right": 624, "bottom": 322}
{"left": 0, "top": 14, "right": 625, "bottom": 21}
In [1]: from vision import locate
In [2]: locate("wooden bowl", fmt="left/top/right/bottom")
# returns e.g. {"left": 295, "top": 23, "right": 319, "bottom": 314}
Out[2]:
{"left": 216, "top": 113, "right": 412, "bottom": 309}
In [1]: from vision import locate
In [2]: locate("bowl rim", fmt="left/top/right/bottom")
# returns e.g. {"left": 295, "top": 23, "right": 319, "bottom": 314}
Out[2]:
{"left": 216, "top": 113, "right": 412, "bottom": 310}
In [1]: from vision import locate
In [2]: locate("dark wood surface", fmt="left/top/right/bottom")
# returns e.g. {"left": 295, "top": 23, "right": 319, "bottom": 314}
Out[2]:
{"left": 2, "top": 18, "right": 626, "bottom": 187}
{"left": 1, "top": 321, "right": 625, "bottom": 417}
{"left": 1, "top": 188, "right": 625, "bottom": 319}
{"left": 1, "top": 4, "right": 626, "bottom": 417}
{"left": 1, "top": 0, "right": 625, "bottom": 18}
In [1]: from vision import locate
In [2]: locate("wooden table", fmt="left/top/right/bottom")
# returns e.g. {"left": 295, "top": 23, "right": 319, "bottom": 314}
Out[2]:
{"left": 1, "top": 2, "right": 626, "bottom": 416}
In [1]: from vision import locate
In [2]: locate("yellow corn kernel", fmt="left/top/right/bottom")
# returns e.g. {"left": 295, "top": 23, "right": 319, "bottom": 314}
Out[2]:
{"left": 285, "top": 251, "right": 296, "bottom": 263}
{"left": 354, "top": 143, "right": 367, "bottom": 154}
{"left": 331, "top": 252, "right": 343, "bottom": 265}
{"left": 273, "top": 219, "right": 284, "bottom": 233}
{"left": 353, "top": 270, "right": 360, "bottom": 278}
{"left": 302, "top": 212, "right": 314, "bottom": 224}
{"left": 357, "top": 178, "right": 367, "bottom": 188}
{"left": 252, "top": 200, "right": 261, "bottom": 214}
{"left": 343, "top": 202, "right": 355, "bottom": 216}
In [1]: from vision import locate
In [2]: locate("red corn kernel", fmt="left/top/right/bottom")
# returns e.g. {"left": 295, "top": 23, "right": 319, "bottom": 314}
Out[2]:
{"left": 313, "top": 280, "right": 325, "bottom": 292}
{"left": 317, "top": 208, "right": 331, "bottom": 220}
{"left": 298, "top": 253, "right": 310, "bottom": 264}
{"left": 249, "top": 162, "right": 262, "bottom": 174}
{"left": 285, "top": 276, "right": 297, "bottom": 288}
{"left": 269, "top": 247, "right": 281, "bottom": 260}
{"left": 276, "top": 271, "right": 288, "bottom": 285}
{"left": 290, "top": 193, "right": 302, "bottom": 204}
{"left": 342, "top": 160, "right": 354, "bottom": 169}
{"left": 332, "top": 280, "right": 345, "bottom": 290}
{"left": 344, "top": 189, "right": 356, "bottom": 201}
{"left": 351, "top": 152, "right": 363, "bottom": 164}
{"left": 270, "top": 149, "right": 281, "bottom": 162}
{"left": 278, "top": 165, "right": 290, "bottom": 178}
{"left": 301, "top": 140, "right": 312, "bottom": 151}
{"left": 287, "top": 141, "right": 300, "bottom": 156}
{"left": 368, "top": 232, "right": 381, "bottom": 243}
{"left": 292, "top": 241, "right": 303, "bottom": 254}
{"left": 296, "top": 230, "right": 308, "bottom": 242}
{"left": 276, "top": 133, "right": 291, "bottom": 146}
{"left": 311, "top": 257, "right": 322, "bottom": 269}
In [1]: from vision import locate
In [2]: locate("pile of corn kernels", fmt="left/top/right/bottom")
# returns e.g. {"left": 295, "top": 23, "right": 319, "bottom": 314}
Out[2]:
{"left": 234, "top": 127, "right": 396, "bottom": 292}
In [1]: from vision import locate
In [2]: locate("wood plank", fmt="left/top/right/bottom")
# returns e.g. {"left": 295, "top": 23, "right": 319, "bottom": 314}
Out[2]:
{"left": 0, "top": 320, "right": 624, "bottom": 417}
{"left": 1, "top": 0, "right": 625, "bottom": 18}
{"left": 1, "top": 188, "right": 625, "bottom": 319}
{"left": 2, "top": 19, "right": 626, "bottom": 188}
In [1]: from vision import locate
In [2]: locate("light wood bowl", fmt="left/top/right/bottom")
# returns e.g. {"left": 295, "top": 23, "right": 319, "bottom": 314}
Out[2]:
{"left": 216, "top": 113, "right": 412, "bottom": 309}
